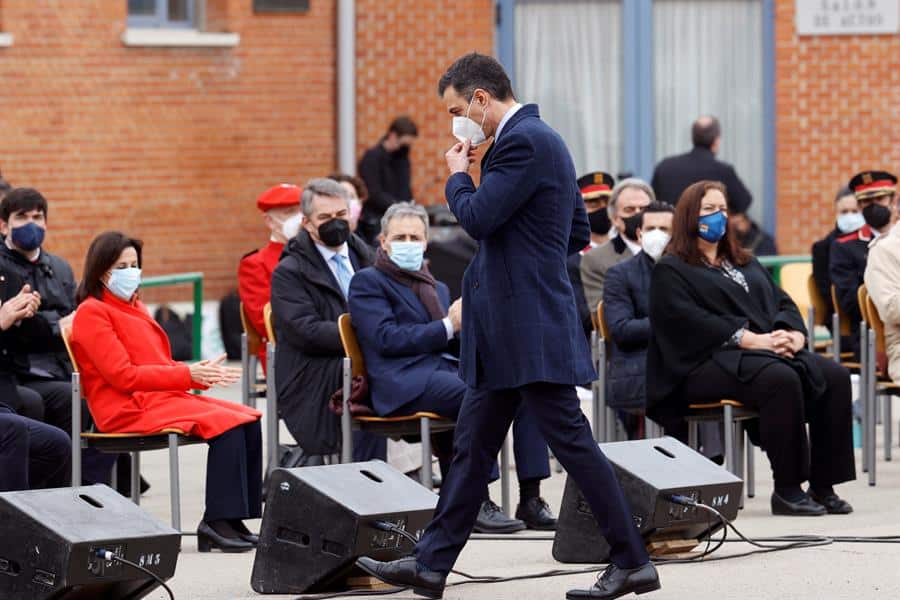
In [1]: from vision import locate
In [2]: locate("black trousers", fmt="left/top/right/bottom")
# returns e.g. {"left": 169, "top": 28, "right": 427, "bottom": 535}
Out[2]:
{"left": 203, "top": 420, "right": 263, "bottom": 522}
{"left": 18, "top": 380, "right": 71, "bottom": 432}
{"left": 414, "top": 382, "right": 648, "bottom": 573}
{"left": 0, "top": 409, "right": 70, "bottom": 492}
{"left": 679, "top": 353, "right": 856, "bottom": 488}
{"left": 392, "top": 361, "right": 552, "bottom": 483}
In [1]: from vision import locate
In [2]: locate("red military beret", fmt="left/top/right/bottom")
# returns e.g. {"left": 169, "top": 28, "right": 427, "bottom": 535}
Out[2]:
{"left": 256, "top": 184, "right": 301, "bottom": 212}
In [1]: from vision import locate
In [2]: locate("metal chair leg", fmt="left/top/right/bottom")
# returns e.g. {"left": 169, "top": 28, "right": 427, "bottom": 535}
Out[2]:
{"left": 735, "top": 422, "right": 745, "bottom": 509}
{"left": 241, "top": 333, "right": 251, "bottom": 407}
{"left": 340, "top": 357, "right": 353, "bottom": 463}
{"left": 724, "top": 404, "right": 735, "bottom": 475}
{"left": 688, "top": 420, "right": 698, "bottom": 450}
{"left": 832, "top": 313, "right": 841, "bottom": 364}
{"left": 884, "top": 394, "right": 892, "bottom": 462}
{"left": 130, "top": 452, "right": 141, "bottom": 505}
{"left": 746, "top": 432, "right": 755, "bottom": 498}
{"left": 420, "top": 417, "right": 432, "bottom": 491}
{"left": 500, "top": 435, "right": 511, "bottom": 516}
{"left": 590, "top": 331, "right": 602, "bottom": 442}
{"left": 860, "top": 323, "right": 869, "bottom": 473}
{"left": 71, "top": 372, "right": 82, "bottom": 487}
{"left": 168, "top": 433, "right": 181, "bottom": 531}
{"left": 265, "top": 342, "right": 279, "bottom": 476}
{"left": 867, "top": 329, "right": 877, "bottom": 486}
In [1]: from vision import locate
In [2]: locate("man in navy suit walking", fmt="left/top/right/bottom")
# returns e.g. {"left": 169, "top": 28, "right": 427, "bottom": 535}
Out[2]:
{"left": 358, "top": 53, "right": 659, "bottom": 600}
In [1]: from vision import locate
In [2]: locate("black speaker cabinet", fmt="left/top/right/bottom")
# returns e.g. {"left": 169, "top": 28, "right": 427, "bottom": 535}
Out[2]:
{"left": 553, "top": 436, "right": 743, "bottom": 563}
{"left": 251, "top": 460, "right": 438, "bottom": 594}
{"left": 0, "top": 484, "right": 181, "bottom": 599}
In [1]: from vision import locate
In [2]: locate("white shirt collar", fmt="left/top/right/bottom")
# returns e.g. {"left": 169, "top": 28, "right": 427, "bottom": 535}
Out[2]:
{"left": 494, "top": 103, "right": 523, "bottom": 142}
{"left": 623, "top": 236, "right": 642, "bottom": 256}
{"left": 315, "top": 242, "right": 350, "bottom": 263}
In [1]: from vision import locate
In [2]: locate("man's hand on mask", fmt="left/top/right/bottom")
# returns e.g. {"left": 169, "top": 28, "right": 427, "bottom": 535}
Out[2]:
{"left": 446, "top": 140, "right": 476, "bottom": 175}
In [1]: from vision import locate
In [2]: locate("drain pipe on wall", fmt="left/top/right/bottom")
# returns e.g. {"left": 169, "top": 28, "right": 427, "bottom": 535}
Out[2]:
{"left": 337, "top": 0, "right": 356, "bottom": 174}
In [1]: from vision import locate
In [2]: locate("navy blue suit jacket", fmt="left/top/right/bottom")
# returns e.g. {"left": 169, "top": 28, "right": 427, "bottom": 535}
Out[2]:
{"left": 348, "top": 267, "right": 454, "bottom": 415}
{"left": 602, "top": 252, "right": 655, "bottom": 409}
{"left": 446, "top": 104, "right": 596, "bottom": 389}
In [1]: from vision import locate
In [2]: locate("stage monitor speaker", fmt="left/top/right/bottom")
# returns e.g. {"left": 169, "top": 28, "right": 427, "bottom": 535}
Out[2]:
{"left": 553, "top": 436, "right": 743, "bottom": 563}
{"left": 0, "top": 484, "right": 180, "bottom": 600}
{"left": 251, "top": 460, "right": 438, "bottom": 594}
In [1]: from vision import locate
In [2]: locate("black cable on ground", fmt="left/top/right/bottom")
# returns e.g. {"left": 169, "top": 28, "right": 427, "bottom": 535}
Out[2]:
{"left": 289, "top": 513, "right": 900, "bottom": 599}
{"left": 95, "top": 549, "right": 176, "bottom": 600}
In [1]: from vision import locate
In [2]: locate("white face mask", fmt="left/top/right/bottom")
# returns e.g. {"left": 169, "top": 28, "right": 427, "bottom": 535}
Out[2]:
{"left": 836, "top": 212, "right": 865, "bottom": 234}
{"left": 452, "top": 96, "right": 488, "bottom": 147}
{"left": 281, "top": 213, "right": 302, "bottom": 240}
{"left": 640, "top": 229, "right": 671, "bottom": 261}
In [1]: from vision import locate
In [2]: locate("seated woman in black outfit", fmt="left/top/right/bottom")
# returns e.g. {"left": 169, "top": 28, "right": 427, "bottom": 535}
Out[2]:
{"left": 646, "top": 180, "right": 855, "bottom": 516}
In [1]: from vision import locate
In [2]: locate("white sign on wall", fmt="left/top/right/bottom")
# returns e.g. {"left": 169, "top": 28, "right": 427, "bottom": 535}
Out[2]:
{"left": 796, "top": 0, "right": 900, "bottom": 35}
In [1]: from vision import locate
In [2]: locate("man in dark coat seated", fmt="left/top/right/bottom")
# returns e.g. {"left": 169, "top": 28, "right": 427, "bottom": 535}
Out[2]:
{"left": 0, "top": 270, "right": 69, "bottom": 492}
{"left": 270, "top": 178, "right": 385, "bottom": 462}
{"left": 348, "top": 202, "right": 555, "bottom": 532}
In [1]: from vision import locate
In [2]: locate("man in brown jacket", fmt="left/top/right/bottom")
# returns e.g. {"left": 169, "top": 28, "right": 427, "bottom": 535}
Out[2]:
{"left": 864, "top": 190, "right": 900, "bottom": 382}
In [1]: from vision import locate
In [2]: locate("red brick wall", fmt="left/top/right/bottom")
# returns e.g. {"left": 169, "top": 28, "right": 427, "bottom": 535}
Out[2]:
{"left": 775, "top": 0, "right": 900, "bottom": 254}
{"left": 0, "top": 0, "right": 337, "bottom": 302}
{"left": 0, "top": 0, "right": 494, "bottom": 302}
{"left": 354, "top": 0, "right": 494, "bottom": 207}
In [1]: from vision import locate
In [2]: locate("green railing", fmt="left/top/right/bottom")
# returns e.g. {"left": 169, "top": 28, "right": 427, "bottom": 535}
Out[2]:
{"left": 142, "top": 272, "right": 203, "bottom": 361}
{"left": 757, "top": 254, "right": 811, "bottom": 285}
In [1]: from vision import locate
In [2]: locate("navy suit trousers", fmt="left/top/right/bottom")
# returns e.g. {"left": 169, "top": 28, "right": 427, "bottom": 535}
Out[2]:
{"left": 203, "top": 420, "right": 263, "bottom": 522}
{"left": 395, "top": 360, "right": 551, "bottom": 482}
{"left": 414, "top": 382, "right": 648, "bottom": 573}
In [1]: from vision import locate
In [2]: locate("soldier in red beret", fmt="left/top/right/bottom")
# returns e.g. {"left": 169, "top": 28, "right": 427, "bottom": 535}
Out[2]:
{"left": 237, "top": 184, "right": 301, "bottom": 370}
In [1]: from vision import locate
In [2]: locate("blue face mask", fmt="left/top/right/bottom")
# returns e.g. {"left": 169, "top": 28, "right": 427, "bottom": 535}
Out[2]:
{"left": 10, "top": 222, "right": 46, "bottom": 252}
{"left": 836, "top": 212, "right": 865, "bottom": 234}
{"left": 106, "top": 267, "right": 142, "bottom": 300}
{"left": 698, "top": 210, "right": 728, "bottom": 243}
{"left": 388, "top": 241, "right": 425, "bottom": 271}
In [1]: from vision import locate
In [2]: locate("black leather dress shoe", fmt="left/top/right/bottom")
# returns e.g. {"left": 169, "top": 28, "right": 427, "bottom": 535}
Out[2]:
{"left": 196, "top": 521, "right": 255, "bottom": 553}
{"left": 230, "top": 519, "right": 260, "bottom": 545}
{"left": 473, "top": 500, "right": 526, "bottom": 533}
{"left": 566, "top": 562, "right": 661, "bottom": 599}
{"left": 356, "top": 556, "right": 446, "bottom": 599}
{"left": 515, "top": 497, "right": 558, "bottom": 531}
{"left": 770, "top": 491, "right": 827, "bottom": 516}
{"left": 808, "top": 491, "right": 853, "bottom": 514}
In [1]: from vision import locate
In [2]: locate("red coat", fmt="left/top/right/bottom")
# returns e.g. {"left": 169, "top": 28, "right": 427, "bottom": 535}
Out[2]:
{"left": 238, "top": 240, "right": 283, "bottom": 370}
{"left": 71, "top": 290, "right": 261, "bottom": 440}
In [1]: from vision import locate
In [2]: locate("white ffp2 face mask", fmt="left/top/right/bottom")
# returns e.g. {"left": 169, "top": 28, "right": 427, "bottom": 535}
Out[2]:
{"left": 640, "top": 229, "right": 671, "bottom": 261}
{"left": 281, "top": 213, "right": 303, "bottom": 240}
{"left": 452, "top": 96, "right": 488, "bottom": 147}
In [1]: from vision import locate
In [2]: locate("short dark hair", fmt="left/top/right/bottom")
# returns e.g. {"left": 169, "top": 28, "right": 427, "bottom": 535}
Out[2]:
{"left": 328, "top": 172, "right": 369, "bottom": 202}
{"left": 834, "top": 186, "right": 853, "bottom": 203}
{"left": 691, "top": 116, "right": 721, "bottom": 149}
{"left": 639, "top": 201, "right": 675, "bottom": 227}
{"left": 387, "top": 116, "right": 418, "bottom": 138}
{"left": 76, "top": 231, "right": 144, "bottom": 304}
{"left": 666, "top": 180, "right": 750, "bottom": 267}
{"left": 1, "top": 187, "right": 48, "bottom": 222}
{"left": 438, "top": 52, "right": 514, "bottom": 102}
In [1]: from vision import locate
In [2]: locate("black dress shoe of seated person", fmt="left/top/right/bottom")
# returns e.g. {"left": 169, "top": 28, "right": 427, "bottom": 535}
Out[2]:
{"left": 808, "top": 490, "right": 853, "bottom": 515}
{"left": 356, "top": 556, "right": 446, "bottom": 599}
{"left": 229, "top": 519, "right": 260, "bottom": 545}
{"left": 196, "top": 521, "right": 255, "bottom": 553}
{"left": 770, "top": 491, "right": 827, "bottom": 516}
{"left": 515, "top": 496, "right": 558, "bottom": 530}
{"left": 566, "top": 562, "right": 661, "bottom": 599}
{"left": 473, "top": 500, "right": 526, "bottom": 533}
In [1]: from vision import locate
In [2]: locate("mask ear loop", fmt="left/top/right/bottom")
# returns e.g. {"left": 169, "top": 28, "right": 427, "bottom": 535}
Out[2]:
{"left": 465, "top": 90, "right": 488, "bottom": 130}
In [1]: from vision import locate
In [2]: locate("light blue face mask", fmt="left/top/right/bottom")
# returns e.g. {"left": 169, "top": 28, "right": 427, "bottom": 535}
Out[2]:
{"left": 836, "top": 212, "right": 865, "bottom": 234}
{"left": 389, "top": 241, "right": 425, "bottom": 271}
{"left": 106, "top": 267, "right": 142, "bottom": 300}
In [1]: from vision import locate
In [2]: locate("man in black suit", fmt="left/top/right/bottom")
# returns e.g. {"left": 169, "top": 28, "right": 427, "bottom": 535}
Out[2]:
{"left": 651, "top": 115, "right": 752, "bottom": 209}
{"left": 0, "top": 272, "right": 70, "bottom": 492}
{"left": 812, "top": 186, "right": 861, "bottom": 334}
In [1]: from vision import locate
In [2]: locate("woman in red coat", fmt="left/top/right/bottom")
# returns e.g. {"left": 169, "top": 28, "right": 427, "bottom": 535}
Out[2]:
{"left": 71, "top": 231, "right": 264, "bottom": 553}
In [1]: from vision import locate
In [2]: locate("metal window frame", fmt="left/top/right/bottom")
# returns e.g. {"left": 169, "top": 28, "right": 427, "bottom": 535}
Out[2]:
{"left": 495, "top": 0, "right": 777, "bottom": 232}
{"left": 127, "top": 0, "right": 196, "bottom": 29}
